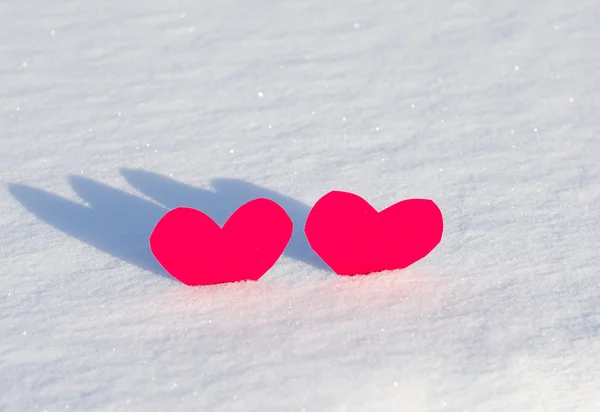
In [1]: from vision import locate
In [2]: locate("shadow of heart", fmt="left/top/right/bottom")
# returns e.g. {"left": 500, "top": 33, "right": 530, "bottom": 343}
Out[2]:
{"left": 8, "top": 169, "right": 331, "bottom": 281}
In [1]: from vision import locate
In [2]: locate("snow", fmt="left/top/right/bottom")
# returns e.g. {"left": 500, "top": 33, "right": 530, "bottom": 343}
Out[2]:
{"left": 1, "top": 0, "right": 600, "bottom": 410}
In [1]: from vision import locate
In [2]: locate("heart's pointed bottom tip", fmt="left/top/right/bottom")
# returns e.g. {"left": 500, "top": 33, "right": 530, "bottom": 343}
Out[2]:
{"left": 336, "top": 267, "right": 411, "bottom": 277}
{"left": 178, "top": 278, "right": 260, "bottom": 287}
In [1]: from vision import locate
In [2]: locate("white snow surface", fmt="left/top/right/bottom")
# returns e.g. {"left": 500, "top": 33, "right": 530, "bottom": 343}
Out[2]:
{"left": 2, "top": 0, "right": 600, "bottom": 410}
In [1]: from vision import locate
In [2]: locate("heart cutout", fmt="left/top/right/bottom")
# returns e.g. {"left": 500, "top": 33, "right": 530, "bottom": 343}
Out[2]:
{"left": 150, "top": 198, "right": 293, "bottom": 286}
{"left": 305, "top": 191, "right": 443, "bottom": 276}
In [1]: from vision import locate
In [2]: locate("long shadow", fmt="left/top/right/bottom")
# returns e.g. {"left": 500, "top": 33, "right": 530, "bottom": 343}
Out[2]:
{"left": 8, "top": 176, "right": 168, "bottom": 277}
{"left": 8, "top": 169, "right": 329, "bottom": 280}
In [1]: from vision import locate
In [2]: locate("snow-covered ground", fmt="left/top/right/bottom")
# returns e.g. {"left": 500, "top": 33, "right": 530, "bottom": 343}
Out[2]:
{"left": 2, "top": 0, "right": 600, "bottom": 410}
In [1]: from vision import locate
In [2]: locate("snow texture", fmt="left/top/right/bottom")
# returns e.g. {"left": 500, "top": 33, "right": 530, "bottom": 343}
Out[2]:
{"left": 1, "top": 0, "right": 600, "bottom": 410}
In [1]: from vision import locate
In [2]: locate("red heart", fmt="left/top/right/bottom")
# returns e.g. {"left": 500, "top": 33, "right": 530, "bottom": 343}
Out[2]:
{"left": 149, "top": 199, "right": 293, "bottom": 286}
{"left": 305, "top": 191, "right": 443, "bottom": 276}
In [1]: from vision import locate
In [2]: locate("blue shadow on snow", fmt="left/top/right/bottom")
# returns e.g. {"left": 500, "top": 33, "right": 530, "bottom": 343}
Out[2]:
{"left": 8, "top": 169, "right": 330, "bottom": 280}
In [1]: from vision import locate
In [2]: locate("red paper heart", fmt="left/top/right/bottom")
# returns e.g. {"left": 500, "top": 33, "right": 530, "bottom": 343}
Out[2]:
{"left": 305, "top": 191, "right": 443, "bottom": 276}
{"left": 149, "top": 199, "right": 293, "bottom": 286}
